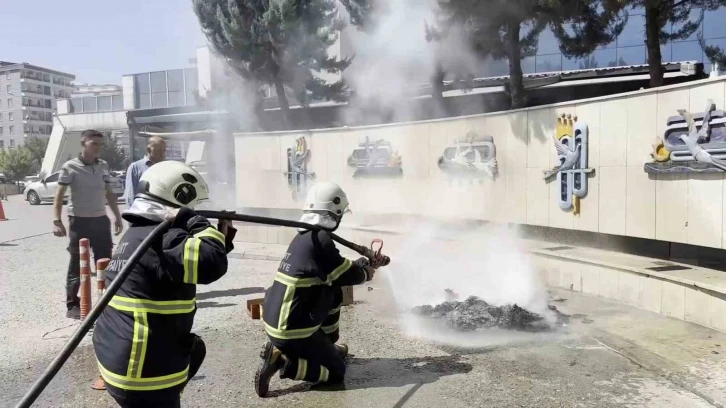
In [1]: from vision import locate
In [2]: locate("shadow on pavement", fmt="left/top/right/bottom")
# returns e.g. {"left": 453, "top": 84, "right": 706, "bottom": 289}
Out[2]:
{"left": 197, "top": 301, "right": 238, "bottom": 309}
{"left": 269, "top": 355, "right": 472, "bottom": 397}
{"left": 197, "top": 287, "right": 265, "bottom": 301}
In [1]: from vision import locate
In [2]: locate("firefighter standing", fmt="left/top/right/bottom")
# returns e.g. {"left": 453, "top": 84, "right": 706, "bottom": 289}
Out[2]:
{"left": 254, "top": 182, "right": 376, "bottom": 397}
{"left": 92, "top": 161, "right": 236, "bottom": 408}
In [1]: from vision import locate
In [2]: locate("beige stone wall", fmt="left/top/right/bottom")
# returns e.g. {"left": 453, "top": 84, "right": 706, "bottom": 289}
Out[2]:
{"left": 235, "top": 76, "right": 726, "bottom": 250}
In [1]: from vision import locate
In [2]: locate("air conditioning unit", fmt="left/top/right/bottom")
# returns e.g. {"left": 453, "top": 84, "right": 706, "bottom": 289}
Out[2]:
{"left": 680, "top": 62, "right": 698, "bottom": 76}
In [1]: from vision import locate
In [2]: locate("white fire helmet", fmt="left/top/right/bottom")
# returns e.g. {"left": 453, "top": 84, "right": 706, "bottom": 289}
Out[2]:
{"left": 136, "top": 160, "right": 210, "bottom": 209}
{"left": 302, "top": 181, "right": 350, "bottom": 219}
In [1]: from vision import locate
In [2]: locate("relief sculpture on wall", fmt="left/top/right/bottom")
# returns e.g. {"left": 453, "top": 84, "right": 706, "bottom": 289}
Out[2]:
{"left": 437, "top": 131, "right": 499, "bottom": 179}
{"left": 644, "top": 100, "right": 726, "bottom": 174}
{"left": 285, "top": 136, "right": 316, "bottom": 201}
{"left": 543, "top": 114, "right": 593, "bottom": 215}
{"left": 348, "top": 136, "right": 403, "bottom": 178}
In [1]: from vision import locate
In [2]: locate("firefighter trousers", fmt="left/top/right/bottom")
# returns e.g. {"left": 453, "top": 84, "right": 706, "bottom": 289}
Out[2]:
{"left": 105, "top": 334, "right": 206, "bottom": 408}
{"left": 271, "top": 287, "right": 345, "bottom": 384}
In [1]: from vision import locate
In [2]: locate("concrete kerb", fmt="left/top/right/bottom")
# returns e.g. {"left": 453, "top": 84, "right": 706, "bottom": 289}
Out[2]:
{"left": 232, "top": 222, "right": 726, "bottom": 333}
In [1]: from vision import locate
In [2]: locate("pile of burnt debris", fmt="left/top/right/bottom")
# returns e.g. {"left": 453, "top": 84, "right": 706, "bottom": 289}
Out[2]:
{"left": 411, "top": 289, "right": 569, "bottom": 332}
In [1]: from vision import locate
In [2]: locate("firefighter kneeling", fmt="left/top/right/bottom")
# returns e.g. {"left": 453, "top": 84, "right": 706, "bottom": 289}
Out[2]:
{"left": 92, "top": 161, "right": 236, "bottom": 408}
{"left": 254, "top": 182, "right": 376, "bottom": 397}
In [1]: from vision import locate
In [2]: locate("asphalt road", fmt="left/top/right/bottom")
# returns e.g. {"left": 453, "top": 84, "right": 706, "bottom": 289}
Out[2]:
{"left": 1, "top": 199, "right": 725, "bottom": 407}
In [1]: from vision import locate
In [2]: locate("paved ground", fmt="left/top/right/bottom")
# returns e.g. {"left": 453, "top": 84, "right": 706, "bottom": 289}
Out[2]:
{"left": 1, "top": 199, "right": 726, "bottom": 407}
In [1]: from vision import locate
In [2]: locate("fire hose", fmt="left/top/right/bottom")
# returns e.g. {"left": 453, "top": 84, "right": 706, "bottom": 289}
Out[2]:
{"left": 196, "top": 211, "right": 391, "bottom": 268}
{"left": 15, "top": 210, "right": 390, "bottom": 408}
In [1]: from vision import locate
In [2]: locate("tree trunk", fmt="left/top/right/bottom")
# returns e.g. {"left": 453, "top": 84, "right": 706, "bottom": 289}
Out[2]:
{"left": 645, "top": 5, "right": 664, "bottom": 87}
{"left": 274, "top": 77, "right": 291, "bottom": 127}
{"left": 506, "top": 21, "right": 526, "bottom": 109}
{"left": 431, "top": 63, "right": 447, "bottom": 117}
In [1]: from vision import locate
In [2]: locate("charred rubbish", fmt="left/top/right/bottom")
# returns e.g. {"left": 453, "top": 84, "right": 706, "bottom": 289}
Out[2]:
{"left": 411, "top": 296, "right": 567, "bottom": 332}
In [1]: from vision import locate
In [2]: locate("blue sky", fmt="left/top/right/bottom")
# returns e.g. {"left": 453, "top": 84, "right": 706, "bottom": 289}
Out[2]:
{"left": 0, "top": 0, "right": 207, "bottom": 85}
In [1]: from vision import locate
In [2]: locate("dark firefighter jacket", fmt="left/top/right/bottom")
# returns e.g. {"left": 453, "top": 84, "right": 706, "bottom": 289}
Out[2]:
{"left": 92, "top": 205, "right": 235, "bottom": 392}
{"left": 263, "top": 229, "right": 368, "bottom": 340}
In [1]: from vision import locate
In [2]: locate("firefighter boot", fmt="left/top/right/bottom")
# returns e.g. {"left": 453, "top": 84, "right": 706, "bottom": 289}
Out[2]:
{"left": 335, "top": 343, "right": 348, "bottom": 359}
{"left": 255, "top": 341, "right": 284, "bottom": 397}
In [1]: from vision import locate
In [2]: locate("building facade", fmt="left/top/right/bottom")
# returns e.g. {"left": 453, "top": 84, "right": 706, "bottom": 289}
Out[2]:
{"left": 122, "top": 68, "right": 199, "bottom": 110}
{"left": 0, "top": 62, "right": 75, "bottom": 149}
{"left": 515, "top": 6, "right": 726, "bottom": 77}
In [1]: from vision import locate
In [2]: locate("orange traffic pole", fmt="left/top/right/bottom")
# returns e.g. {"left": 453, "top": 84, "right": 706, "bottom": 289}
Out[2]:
{"left": 79, "top": 239, "right": 92, "bottom": 320}
{"left": 95, "top": 258, "right": 110, "bottom": 302}
{"left": 0, "top": 197, "right": 7, "bottom": 221}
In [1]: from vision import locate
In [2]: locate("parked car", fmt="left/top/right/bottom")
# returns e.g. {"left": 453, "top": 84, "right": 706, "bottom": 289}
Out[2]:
{"left": 0, "top": 173, "right": 6, "bottom": 183}
{"left": 25, "top": 171, "right": 124, "bottom": 205}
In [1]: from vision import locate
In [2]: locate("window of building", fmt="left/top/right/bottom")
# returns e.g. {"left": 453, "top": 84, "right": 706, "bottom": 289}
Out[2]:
{"left": 670, "top": 8, "right": 703, "bottom": 43}
{"left": 97, "top": 96, "right": 112, "bottom": 111}
{"left": 535, "top": 53, "right": 562, "bottom": 73}
{"left": 6, "top": 85, "right": 10, "bottom": 94}
{"left": 135, "top": 73, "right": 151, "bottom": 109}
{"left": 618, "top": 14, "right": 645, "bottom": 47}
{"left": 672, "top": 41, "right": 703, "bottom": 63}
{"left": 0, "top": 113, "right": 3, "bottom": 121}
{"left": 112, "top": 95, "right": 123, "bottom": 110}
{"left": 167, "top": 69, "right": 184, "bottom": 107}
{"left": 704, "top": 7, "right": 726, "bottom": 39}
{"left": 9, "top": 126, "right": 14, "bottom": 134}
{"left": 7, "top": 99, "right": 12, "bottom": 108}
{"left": 82, "top": 96, "right": 97, "bottom": 112}
{"left": 8, "top": 113, "right": 13, "bottom": 122}
{"left": 45, "top": 112, "right": 52, "bottom": 121}
{"left": 42, "top": 73, "right": 50, "bottom": 82}
{"left": 521, "top": 56, "right": 536, "bottom": 75}
{"left": 46, "top": 125, "right": 53, "bottom": 134}
{"left": 150, "top": 71, "right": 168, "bottom": 108}
{"left": 71, "top": 98, "right": 82, "bottom": 113}
{"left": 45, "top": 99, "right": 51, "bottom": 109}
{"left": 0, "top": 140, "right": 3, "bottom": 148}
{"left": 44, "top": 86, "right": 50, "bottom": 96}
{"left": 10, "top": 139, "right": 15, "bottom": 147}
{"left": 617, "top": 46, "right": 646, "bottom": 66}
{"left": 0, "top": 127, "right": 3, "bottom": 135}
{"left": 536, "top": 28, "right": 561, "bottom": 56}
{"left": 563, "top": 47, "right": 617, "bottom": 70}
{"left": 5, "top": 72, "right": 9, "bottom": 80}
{"left": 184, "top": 68, "right": 198, "bottom": 106}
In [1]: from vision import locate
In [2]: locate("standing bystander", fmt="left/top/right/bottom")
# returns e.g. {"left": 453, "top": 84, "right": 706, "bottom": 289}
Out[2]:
{"left": 52, "top": 130, "right": 124, "bottom": 319}
{"left": 124, "top": 136, "right": 166, "bottom": 207}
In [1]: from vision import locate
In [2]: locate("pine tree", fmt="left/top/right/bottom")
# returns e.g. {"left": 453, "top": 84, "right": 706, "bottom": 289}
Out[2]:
{"left": 193, "top": 0, "right": 357, "bottom": 125}
{"left": 437, "top": 0, "right": 626, "bottom": 109}
{"left": 607, "top": 1, "right": 722, "bottom": 87}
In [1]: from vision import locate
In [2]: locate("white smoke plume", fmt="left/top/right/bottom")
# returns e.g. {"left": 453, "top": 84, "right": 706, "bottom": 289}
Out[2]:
{"left": 340, "top": 0, "right": 481, "bottom": 124}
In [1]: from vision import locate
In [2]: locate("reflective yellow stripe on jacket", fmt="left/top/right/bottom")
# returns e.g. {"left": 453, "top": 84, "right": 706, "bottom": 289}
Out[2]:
{"left": 183, "top": 238, "right": 201, "bottom": 284}
{"left": 104, "top": 296, "right": 196, "bottom": 389}
{"left": 265, "top": 259, "right": 352, "bottom": 340}
{"left": 98, "top": 362, "right": 189, "bottom": 391}
{"left": 194, "top": 226, "right": 225, "bottom": 245}
{"left": 108, "top": 296, "right": 196, "bottom": 315}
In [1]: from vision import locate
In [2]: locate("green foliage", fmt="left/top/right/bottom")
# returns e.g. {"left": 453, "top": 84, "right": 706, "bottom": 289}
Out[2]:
{"left": 437, "top": 0, "right": 626, "bottom": 108}
{"left": 101, "top": 132, "right": 128, "bottom": 171}
{"left": 0, "top": 147, "right": 34, "bottom": 182}
{"left": 193, "top": 0, "right": 366, "bottom": 122}
{"left": 24, "top": 136, "right": 48, "bottom": 172}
